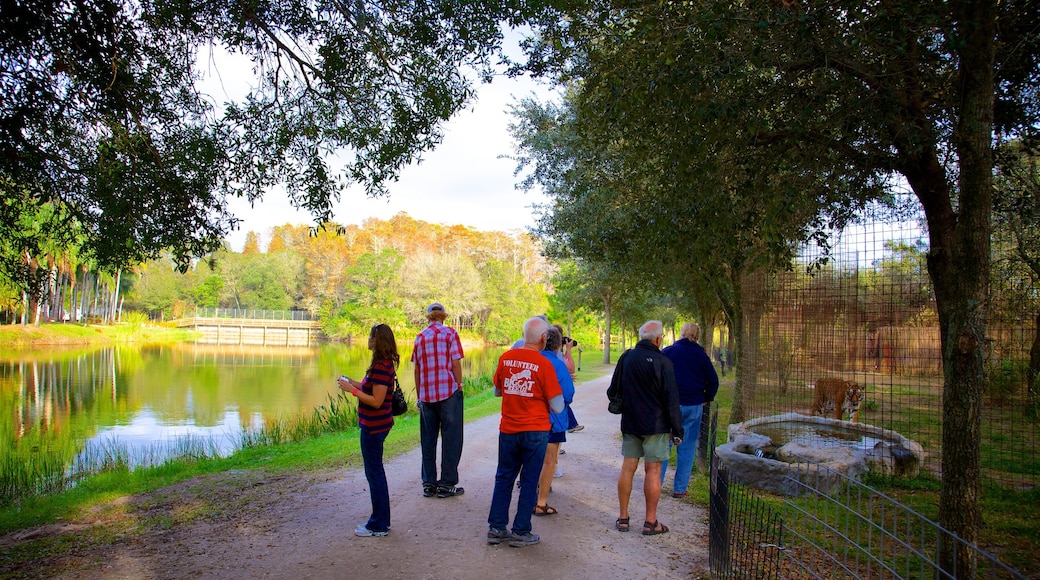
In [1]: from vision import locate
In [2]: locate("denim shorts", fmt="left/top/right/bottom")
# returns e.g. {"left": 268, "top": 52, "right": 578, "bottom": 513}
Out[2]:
{"left": 621, "top": 432, "right": 670, "bottom": 462}
{"left": 548, "top": 430, "right": 567, "bottom": 444}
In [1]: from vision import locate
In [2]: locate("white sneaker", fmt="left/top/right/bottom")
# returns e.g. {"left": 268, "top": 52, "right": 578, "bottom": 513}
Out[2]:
{"left": 553, "top": 465, "right": 564, "bottom": 478}
{"left": 354, "top": 523, "right": 389, "bottom": 537}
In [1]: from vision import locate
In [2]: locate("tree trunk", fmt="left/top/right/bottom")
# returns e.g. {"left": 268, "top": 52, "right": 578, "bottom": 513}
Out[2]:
{"left": 46, "top": 260, "right": 58, "bottom": 321}
{"left": 728, "top": 272, "right": 747, "bottom": 424}
{"left": 901, "top": 4, "right": 995, "bottom": 574}
{"left": 69, "top": 268, "right": 79, "bottom": 323}
{"left": 109, "top": 269, "right": 122, "bottom": 323}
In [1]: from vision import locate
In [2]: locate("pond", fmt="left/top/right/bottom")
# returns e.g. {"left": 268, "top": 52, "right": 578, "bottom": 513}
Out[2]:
{"left": 716, "top": 413, "right": 925, "bottom": 495}
{"left": 1, "top": 341, "right": 508, "bottom": 470}
{"left": 751, "top": 422, "right": 894, "bottom": 453}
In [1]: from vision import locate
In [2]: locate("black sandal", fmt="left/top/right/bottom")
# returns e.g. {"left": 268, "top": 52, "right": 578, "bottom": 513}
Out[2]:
{"left": 642, "top": 520, "right": 669, "bottom": 536}
{"left": 533, "top": 504, "right": 559, "bottom": 516}
{"left": 615, "top": 517, "right": 630, "bottom": 532}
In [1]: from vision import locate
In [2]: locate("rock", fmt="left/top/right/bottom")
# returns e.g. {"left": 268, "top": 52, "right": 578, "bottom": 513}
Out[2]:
{"left": 865, "top": 442, "right": 921, "bottom": 478}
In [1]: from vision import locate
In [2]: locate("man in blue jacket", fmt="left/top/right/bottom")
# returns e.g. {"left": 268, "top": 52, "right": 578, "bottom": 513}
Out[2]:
{"left": 661, "top": 322, "right": 720, "bottom": 498}
{"left": 606, "top": 320, "right": 683, "bottom": 536}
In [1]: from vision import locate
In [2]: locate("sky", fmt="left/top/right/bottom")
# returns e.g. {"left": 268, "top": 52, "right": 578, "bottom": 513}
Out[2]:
{"left": 202, "top": 40, "right": 560, "bottom": 252}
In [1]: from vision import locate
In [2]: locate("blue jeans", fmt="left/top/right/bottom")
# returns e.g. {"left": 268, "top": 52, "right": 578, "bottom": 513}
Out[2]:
{"left": 487, "top": 431, "right": 549, "bottom": 535}
{"left": 419, "top": 388, "right": 464, "bottom": 487}
{"left": 661, "top": 404, "right": 703, "bottom": 494}
{"left": 360, "top": 427, "right": 390, "bottom": 532}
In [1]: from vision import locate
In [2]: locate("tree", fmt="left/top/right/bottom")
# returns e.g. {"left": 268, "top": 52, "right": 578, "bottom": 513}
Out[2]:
{"left": 344, "top": 249, "right": 405, "bottom": 310}
{"left": 125, "top": 257, "right": 189, "bottom": 319}
{"left": 242, "top": 233, "right": 262, "bottom": 255}
{"left": 399, "top": 252, "right": 484, "bottom": 327}
{"left": 521, "top": 0, "right": 1040, "bottom": 568}
{"left": 1, "top": 0, "right": 547, "bottom": 287}
{"left": 476, "top": 258, "right": 549, "bottom": 344}
{"left": 509, "top": 87, "right": 860, "bottom": 417}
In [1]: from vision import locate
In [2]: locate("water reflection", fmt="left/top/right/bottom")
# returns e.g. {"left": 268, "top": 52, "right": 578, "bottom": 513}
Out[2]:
{"left": 1, "top": 341, "right": 507, "bottom": 469}
{"left": 88, "top": 408, "right": 250, "bottom": 458}
{"left": 753, "top": 423, "right": 890, "bottom": 451}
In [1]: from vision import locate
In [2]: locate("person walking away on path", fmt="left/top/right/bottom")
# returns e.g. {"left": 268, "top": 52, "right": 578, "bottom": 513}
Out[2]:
{"left": 533, "top": 327, "right": 574, "bottom": 516}
{"left": 412, "top": 302, "right": 466, "bottom": 498}
{"left": 606, "top": 320, "right": 683, "bottom": 536}
{"left": 337, "top": 323, "right": 400, "bottom": 537}
{"left": 487, "top": 316, "right": 564, "bottom": 548}
{"left": 660, "top": 322, "right": 719, "bottom": 498}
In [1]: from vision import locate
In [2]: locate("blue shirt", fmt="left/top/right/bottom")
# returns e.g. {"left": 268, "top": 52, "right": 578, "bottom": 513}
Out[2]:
{"left": 541, "top": 349, "right": 575, "bottom": 433}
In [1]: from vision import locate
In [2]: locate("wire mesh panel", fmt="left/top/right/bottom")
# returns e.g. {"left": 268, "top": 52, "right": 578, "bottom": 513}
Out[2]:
{"left": 740, "top": 216, "right": 1039, "bottom": 489}
{"left": 708, "top": 453, "right": 1030, "bottom": 579}
{"left": 780, "top": 463, "right": 1028, "bottom": 580}
{"left": 710, "top": 454, "right": 785, "bottom": 579}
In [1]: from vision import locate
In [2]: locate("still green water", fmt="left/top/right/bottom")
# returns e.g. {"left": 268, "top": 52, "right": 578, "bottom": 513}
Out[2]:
{"left": 1, "top": 341, "right": 506, "bottom": 467}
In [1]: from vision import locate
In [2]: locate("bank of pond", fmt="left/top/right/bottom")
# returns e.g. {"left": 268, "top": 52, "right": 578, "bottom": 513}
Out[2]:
{"left": 0, "top": 340, "right": 515, "bottom": 506}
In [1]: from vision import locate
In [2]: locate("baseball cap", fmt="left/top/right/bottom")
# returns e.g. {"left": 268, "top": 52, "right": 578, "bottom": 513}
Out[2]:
{"left": 427, "top": 302, "right": 445, "bottom": 314}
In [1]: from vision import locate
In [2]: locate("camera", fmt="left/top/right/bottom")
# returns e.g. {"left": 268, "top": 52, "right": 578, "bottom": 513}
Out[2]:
{"left": 563, "top": 336, "right": 578, "bottom": 346}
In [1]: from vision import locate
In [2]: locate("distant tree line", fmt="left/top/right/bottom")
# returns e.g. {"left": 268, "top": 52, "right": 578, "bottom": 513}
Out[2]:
{"left": 122, "top": 213, "right": 552, "bottom": 344}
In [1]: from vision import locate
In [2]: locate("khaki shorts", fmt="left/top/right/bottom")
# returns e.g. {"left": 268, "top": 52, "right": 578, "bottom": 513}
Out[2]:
{"left": 621, "top": 433, "right": 670, "bottom": 463}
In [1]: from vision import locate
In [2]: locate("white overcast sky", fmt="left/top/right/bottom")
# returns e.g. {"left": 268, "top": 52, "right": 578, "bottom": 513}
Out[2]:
{"left": 199, "top": 33, "right": 559, "bottom": 252}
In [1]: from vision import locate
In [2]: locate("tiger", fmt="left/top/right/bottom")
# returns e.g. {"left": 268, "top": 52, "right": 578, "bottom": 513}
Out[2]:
{"left": 810, "top": 378, "right": 864, "bottom": 422}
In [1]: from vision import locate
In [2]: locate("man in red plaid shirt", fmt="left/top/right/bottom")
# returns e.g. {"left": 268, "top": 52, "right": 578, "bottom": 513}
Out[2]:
{"left": 412, "top": 302, "right": 466, "bottom": 498}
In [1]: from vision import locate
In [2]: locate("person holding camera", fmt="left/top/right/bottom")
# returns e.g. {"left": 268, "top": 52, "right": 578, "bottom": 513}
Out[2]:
{"left": 606, "top": 320, "right": 683, "bottom": 536}
{"left": 337, "top": 323, "right": 400, "bottom": 537}
{"left": 545, "top": 324, "right": 585, "bottom": 436}
{"left": 533, "top": 326, "right": 574, "bottom": 516}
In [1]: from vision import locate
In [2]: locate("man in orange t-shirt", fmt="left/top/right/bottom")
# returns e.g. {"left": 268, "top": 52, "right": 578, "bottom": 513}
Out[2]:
{"left": 486, "top": 316, "right": 564, "bottom": 548}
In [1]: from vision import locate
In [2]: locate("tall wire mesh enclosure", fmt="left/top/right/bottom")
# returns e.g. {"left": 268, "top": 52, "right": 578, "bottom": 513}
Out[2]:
{"left": 736, "top": 216, "right": 1038, "bottom": 490}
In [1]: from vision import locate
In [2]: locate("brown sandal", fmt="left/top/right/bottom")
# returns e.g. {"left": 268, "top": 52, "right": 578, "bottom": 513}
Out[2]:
{"left": 642, "top": 520, "right": 669, "bottom": 536}
{"left": 615, "top": 517, "right": 630, "bottom": 532}
{"left": 533, "top": 504, "right": 558, "bottom": 516}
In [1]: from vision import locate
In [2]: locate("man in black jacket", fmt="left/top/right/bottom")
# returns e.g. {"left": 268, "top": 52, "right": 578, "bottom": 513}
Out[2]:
{"left": 606, "top": 320, "right": 683, "bottom": 536}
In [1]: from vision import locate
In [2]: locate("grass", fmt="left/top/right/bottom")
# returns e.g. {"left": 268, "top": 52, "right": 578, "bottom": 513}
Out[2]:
{"left": 0, "top": 321, "right": 198, "bottom": 351}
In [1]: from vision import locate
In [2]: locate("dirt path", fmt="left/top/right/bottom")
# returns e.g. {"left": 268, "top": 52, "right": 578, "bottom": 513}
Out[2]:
{"left": 49, "top": 373, "right": 710, "bottom": 579}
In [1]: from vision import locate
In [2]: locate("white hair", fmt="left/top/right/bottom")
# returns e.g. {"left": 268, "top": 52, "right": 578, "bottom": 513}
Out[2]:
{"left": 681, "top": 322, "right": 701, "bottom": 341}
{"left": 523, "top": 316, "right": 550, "bottom": 344}
{"left": 638, "top": 320, "right": 664, "bottom": 341}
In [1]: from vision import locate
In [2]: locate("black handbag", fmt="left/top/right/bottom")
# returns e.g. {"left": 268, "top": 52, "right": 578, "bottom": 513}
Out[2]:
{"left": 391, "top": 377, "right": 408, "bottom": 416}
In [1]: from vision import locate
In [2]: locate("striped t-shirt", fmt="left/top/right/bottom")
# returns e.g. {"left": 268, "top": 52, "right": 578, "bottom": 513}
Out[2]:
{"left": 359, "top": 359, "right": 395, "bottom": 434}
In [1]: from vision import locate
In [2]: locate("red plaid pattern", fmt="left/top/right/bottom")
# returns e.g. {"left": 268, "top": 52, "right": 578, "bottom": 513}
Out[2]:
{"left": 411, "top": 322, "right": 464, "bottom": 402}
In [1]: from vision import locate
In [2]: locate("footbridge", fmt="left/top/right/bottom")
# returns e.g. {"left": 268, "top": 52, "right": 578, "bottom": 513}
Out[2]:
{"left": 172, "top": 309, "right": 324, "bottom": 346}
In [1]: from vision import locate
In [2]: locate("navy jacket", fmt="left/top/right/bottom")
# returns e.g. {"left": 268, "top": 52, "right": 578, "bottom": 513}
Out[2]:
{"left": 606, "top": 339, "right": 683, "bottom": 439}
{"left": 662, "top": 338, "right": 720, "bottom": 406}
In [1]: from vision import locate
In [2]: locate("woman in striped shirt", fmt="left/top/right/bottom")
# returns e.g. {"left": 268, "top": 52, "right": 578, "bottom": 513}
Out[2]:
{"left": 337, "top": 323, "right": 399, "bottom": 537}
